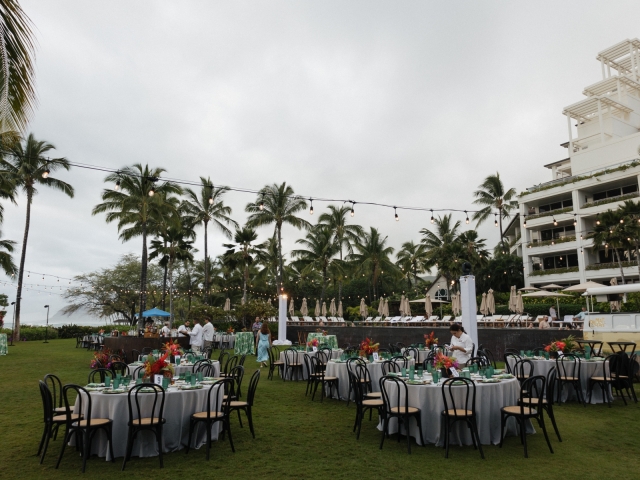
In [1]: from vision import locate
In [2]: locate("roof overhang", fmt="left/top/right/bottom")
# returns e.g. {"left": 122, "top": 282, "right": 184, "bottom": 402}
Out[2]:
{"left": 562, "top": 95, "right": 632, "bottom": 122}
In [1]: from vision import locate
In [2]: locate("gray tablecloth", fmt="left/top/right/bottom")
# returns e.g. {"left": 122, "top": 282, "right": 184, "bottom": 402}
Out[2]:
{"left": 279, "top": 349, "right": 343, "bottom": 380}
{"left": 506, "top": 357, "right": 607, "bottom": 404}
{"left": 379, "top": 377, "right": 525, "bottom": 446}
{"left": 401, "top": 348, "right": 432, "bottom": 365}
{"left": 325, "top": 358, "right": 416, "bottom": 401}
{"left": 213, "top": 334, "right": 236, "bottom": 349}
{"left": 74, "top": 384, "right": 224, "bottom": 460}
{"left": 126, "top": 362, "right": 220, "bottom": 379}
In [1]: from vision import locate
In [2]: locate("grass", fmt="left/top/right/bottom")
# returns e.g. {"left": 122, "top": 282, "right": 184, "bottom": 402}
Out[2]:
{"left": 1, "top": 339, "right": 640, "bottom": 479}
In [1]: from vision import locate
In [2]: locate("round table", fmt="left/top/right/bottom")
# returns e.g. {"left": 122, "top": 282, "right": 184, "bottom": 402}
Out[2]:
{"left": 325, "top": 358, "right": 416, "bottom": 401}
{"left": 73, "top": 383, "right": 224, "bottom": 460}
{"left": 279, "top": 349, "right": 343, "bottom": 380}
{"left": 379, "top": 377, "right": 526, "bottom": 446}
{"left": 506, "top": 356, "right": 607, "bottom": 404}
{"left": 126, "top": 361, "right": 220, "bottom": 379}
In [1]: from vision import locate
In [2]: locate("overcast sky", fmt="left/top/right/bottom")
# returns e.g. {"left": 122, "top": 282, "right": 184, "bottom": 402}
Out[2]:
{"left": 4, "top": 0, "right": 640, "bottom": 324}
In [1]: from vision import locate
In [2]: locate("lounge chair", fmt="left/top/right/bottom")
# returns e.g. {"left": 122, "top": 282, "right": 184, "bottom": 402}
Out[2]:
{"left": 303, "top": 316, "right": 315, "bottom": 323}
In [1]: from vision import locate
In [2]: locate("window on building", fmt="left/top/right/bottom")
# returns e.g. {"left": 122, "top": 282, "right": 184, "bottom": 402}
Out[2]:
{"left": 593, "top": 184, "right": 638, "bottom": 201}
{"left": 536, "top": 198, "right": 572, "bottom": 213}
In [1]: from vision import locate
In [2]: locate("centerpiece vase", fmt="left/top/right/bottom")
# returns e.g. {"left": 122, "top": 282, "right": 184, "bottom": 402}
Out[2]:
{"left": 441, "top": 367, "right": 451, "bottom": 378}
{"left": 549, "top": 351, "right": 558, "bottom": 359}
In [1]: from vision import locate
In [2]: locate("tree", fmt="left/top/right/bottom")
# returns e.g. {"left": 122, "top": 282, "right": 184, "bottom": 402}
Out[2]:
{"left": 457, "top": 230, "right": 489, "bottom": 272}
{"left": 246, "top": 183, "right": 310, "bottom": 293}
{"left": 587, "top": 209, "right": 628, "bottom": 284}
{"left": 92, "top": 164, "right": 181, "bottom": 328}
{"left": 616, "top": 200, "right": 640, "bottom": 279}
{"left": 223, "top": 226, "right": 260, "bottom": 304}
{"left": 348, "top": 227, "right": 396, "bottom": 300}
{"left": 396, "top": 240, "right": 427, "bottom": 289}
{"left": 291, "top": 225, "right": 340, "bottom": 303}
{"left": 318, "top": 205, "right": 364, "bottom": 304}
{"left": 182, "top": 178, "right": 237, "bottom": 303}
{"left": 421, "top": 214, "right": 462, "bottom": 289}
{"left": 0, "top": 228, "right": 16, "bottom": 275}
{"left": 472, "top": 172, "right": 518, "bottom": 245}
{"left": 149, "top": 224, "right": 195, "bottom": 325}
{"left": 475, "top": 252, "right": 524, "bottom": 293}
{"left": 3, "top": 133, "right": 73, "bottom": 340}
{"left": 254, "top": 237, "right": 281, "bottom": 294}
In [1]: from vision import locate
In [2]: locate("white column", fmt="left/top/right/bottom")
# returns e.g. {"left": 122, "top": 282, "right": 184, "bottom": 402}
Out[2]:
{"left": 566, "top": 114, "right": 573, "bottom": 159}
{"left": 601, "top": 59, "right": 605, "bottom": 79}
{"left": 573, "top": 189, "right": 587, "bottom": 283}
{"left": 617, "top": 78, "right": 622, "bottom": 102}
{"left": 459, "top": 275, "right": 478, "bottom": 349}
{"left": 278, "top": 294, "right": 288, "bottom": 344}
{"left": 597, "top": 99, "right": 605, "bottom": 143}
{"left": 631, "top": 45, "right": 637, "bottom": 81}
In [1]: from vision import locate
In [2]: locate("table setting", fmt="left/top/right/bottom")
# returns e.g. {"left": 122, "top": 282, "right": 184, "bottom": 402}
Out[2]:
{"left": 279, "top": 347, "right": 343, "bottom": 380}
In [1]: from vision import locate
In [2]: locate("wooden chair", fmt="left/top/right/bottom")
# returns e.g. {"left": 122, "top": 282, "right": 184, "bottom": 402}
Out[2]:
{"left": 228, "top": 370, "right": 261, "bottom": 438}
{"left": 379, "top": 376, "right": 425, "bottom": 454}
{"left": 37, "top": 381, "right": 75, "bottom": 464}
{"left": 348, "top": 370, "right": 383, "bottom": 440}
{"left": 441, "top": 377, "right": 483, "bottom": 459}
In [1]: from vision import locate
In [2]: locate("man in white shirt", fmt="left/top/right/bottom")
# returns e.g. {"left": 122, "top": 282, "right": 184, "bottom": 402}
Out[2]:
{"left": 202, "top": 318, "right": 214, "bottom": 351}
{"left": 160, "top": 322, "right": 171, "bottom": 337}
{"left": 448, "top": 323, "right": 474, "bottom": 364}
{"left": 549, "top": 307, "right": 557, "bottom": 322}
{"left": 177, "top": 321, "right": 191, "bottom": 337}
{"left": 188, "top": 319, "right": 203, "bottom": 352}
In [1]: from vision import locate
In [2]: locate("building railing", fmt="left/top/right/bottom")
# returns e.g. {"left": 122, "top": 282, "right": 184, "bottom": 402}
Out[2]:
{"left": 581, "top": 191, "right": 639, "bottom": 209}
{"left": 529, "top": 235, "right": 576, "bottom": 248}
{"left": 585, "top": 261, "right": 638, "bottom": 271}
{"left": 526, "top": 207, "right": 572, "bottom": 220}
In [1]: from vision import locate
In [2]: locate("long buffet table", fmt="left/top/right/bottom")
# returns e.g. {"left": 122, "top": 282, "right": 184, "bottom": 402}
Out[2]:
{"left": 104, "top": 336, "right": 191, "bottom": 362}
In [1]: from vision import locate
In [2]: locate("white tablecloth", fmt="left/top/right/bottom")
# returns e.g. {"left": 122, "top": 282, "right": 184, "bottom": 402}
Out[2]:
{"left": 506, "top": 357, "right": 607, "bottom": 404}
{"left": 213, "top": 334, "right": 236, "bottom": 349}
{"left": 126, "top": 361, "right": 220, "bottom": 379}
{"left": 279, "top": 349, "right": 343, "bottom": 380}
{"left": 379, "top": 377, "right": 525, "bottom": 446}
{"left": 325, "top": 358, "right": 416, "bottom": 401}
{"left": 74, "top": 384, "right": 224, "bottom": 460}
{"left": 401, "top": 349, "right": 432, "bottom": 365}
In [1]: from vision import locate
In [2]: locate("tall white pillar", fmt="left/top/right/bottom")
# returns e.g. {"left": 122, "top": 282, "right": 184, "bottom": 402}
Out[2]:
{"left": 459, "top": 275, "right": 478, "bottom": 350}
{"left": 597, "top": 99, "right": 605, "bottom": 143}
{"left": 278, "top": 294, "right": 288, "bottom": 344}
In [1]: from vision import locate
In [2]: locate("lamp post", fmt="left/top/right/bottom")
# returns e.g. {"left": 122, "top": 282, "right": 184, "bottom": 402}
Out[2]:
{"left": 9, "top": 300, "right": 16, "bottom": 346}
{"left": 43, "top": 305, "right": 50, "bottom": 344}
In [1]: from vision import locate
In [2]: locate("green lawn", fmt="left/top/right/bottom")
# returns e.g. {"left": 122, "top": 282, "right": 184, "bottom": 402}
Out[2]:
{"left": 1, "top": 339, "right": 639, "bottom": 479}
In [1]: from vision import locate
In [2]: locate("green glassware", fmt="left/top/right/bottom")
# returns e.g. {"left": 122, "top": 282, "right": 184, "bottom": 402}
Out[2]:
{"left": 401, "top": 367, "right": 406, "bottom": 377}
{"left": 104, "top": 376, "right": 111, "bottom": 387}
{"left": 113, "top": 378, "right": 120, "bottom": 390}
{"left": 190, "top": 376, "right": 196, "bottom": 386}
{"left": 136, "top": 378, "right": 142, "bottom": 385}
{"left": 162, "top": 377, "right": 169, "bottom": 389}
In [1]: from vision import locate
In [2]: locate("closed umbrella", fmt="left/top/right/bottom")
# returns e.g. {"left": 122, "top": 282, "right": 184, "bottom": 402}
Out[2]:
{"left": 329, "top": 298, "right": 337, "bottom": 316}
{"left": 508, "top": 286, "right": 517, "bottom": 313}
{"left": 289, "top": 298, "right": 295, "bottom": 316}
{"left": 519, "top": 286, "right": 539, "bottom": 292}
{"left": 241, "top": 296, "right": 246, "bottom": 305}
{"left": 425, "top": 294, "right": 433, "bottom": 317}
{"left": 359, "top": 298, "right": 367, "bottom": 318}
{"left": 610, "top": 278, "right": 620, "bottom": 311}
{"left": 337, "top": 301, "right": 343, "bottom": 317}
{"left": 377, "top": 297, "right": 384, "bottom": 316}
{"left": 480, "top": 293, "right": 488, "bottom": 316}
{"left": 301, "top": 298, "right": 308, "bottom": 316}
{"left": 223, "top": 298, "right": 231, "bottom": 311}
{"left": 486, "top": 289, "right": 495, "bottom": 315}
{"left": 322, "top": 302, "right": 327, "bottom": 316}
{"left": 399, "top": 295, "right": 406, "bottom": 316}
{"left": 404, "top": 297, "right": 412, "bottom": 316}
{"left": 541, "top": 284, "right": 564, "bottom": 290}
{"left": 267, "top": 298, "right": 272, "bottom": 306}
{"left": 383, "top": 298, "right": 389, "bottom": 317}
{"left": 516, "top": 292, "right": 524, "bottom": 314}
{"left": 314, "top": 300, "right": 321, "bottom": 317}
{"left": 451, "top": 294, "right": 460, "bottom": 316}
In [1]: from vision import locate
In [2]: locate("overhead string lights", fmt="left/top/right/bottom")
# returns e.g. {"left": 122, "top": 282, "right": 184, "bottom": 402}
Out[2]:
{"left": 494, "top": 214, "right": 498, "bottom": 227}
{"left": 42, "top": 160, "right": 50, "bottom": 179}
{"left": 350, "top": 202, "right": 355, "bottom": 217}
{"left": 309, "top": 198, "right": 313, "bottom": 215}
{"left": 394, "top": 207, "right": 399, "bottom": 222}
{"left": 430, "top": 209, "right": 434, "bottom": 224}
{"left": 523, "top": 215, "right": 527, "bottom": 228}
{"left": 465, "top": 210, "right": 469, "bottom": 224}
{"left": 573, "top": 214, "right": 577, "bottom": 226}
{"left": 114, "top": 171, "right": 121, "bottom": 190}
{"left": 259, "top": 194, "right": 264, "bottom": 210}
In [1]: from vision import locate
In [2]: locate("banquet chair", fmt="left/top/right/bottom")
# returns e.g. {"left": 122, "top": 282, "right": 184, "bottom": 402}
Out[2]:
{"left": 404, "top": 347, "right": 419, "bottom": 362}
{"left": 198, "top": 363, "right": 217, "bottom": 377}
{"left": 392, "top": 355, "right": 408, "bottom": 369}
{"left": 310, "top": 356, "right": 339, "bottom": 402}
{"left": 618, "top": 353, "right": 638, "bottom": 404}
{"left": 381, "top": 360, "right": 400, "bottom": 376}
{"left": 303, "top": 355, "right": 319, "bottom": 396}
{"left": 587, "top": 354, "right": 618, "bottom": 407}
{"left": 465, "top": 357, "right": 487, "bottom": 368}
{"left": 283, "top": 348, "right": 303, "bottom": 381}
{"left": 441, "top": 377, "right": 484, "bottom": 459}
{"left": 348, "top": 370, "right": 383, "bottom": 440}
{"left": 218, "top": 350, "right": 229, "bottom": 367}
{"left": 396, "top": 342, "right": 406, "bottom": 351}
{"left": 220, "top": 355, "right": 239, "bottom": 378}
{"left": 131, "top": 349, "right": 142, "bottom": 362}
{"left": 194, "top": 359, "right": 212, "bottom": 372}
{"left": 316, "top": 351, "right": 329, "bottom": 373}
{"left": 346, "top": 357, "right": 366, "bottom": 406}
{"left": 556, "top": 354, "right": 586, "bottom": 406}
{"left": 503, "top": 354, "right": 521, "bottom": 374}
{"left": 268, "top": 346, "right": 284, "bottom": 380}
{"left": 122, "top": 384, "right": 166, "bottom": 470}
{"left": 87, "top": 368, "right": 113, "bottom": 384}
{"left": 513, "top": 359, "right": 535, "bottom": 384}
{"left": 37, "top": 381, "right": 76, "bottom": 464}
{"left": 202, "top": 346, "right": 213, "bottom": 359}
{"left": 228, "top": 370, "right": 261, "bottom": 438}
{"left": 141, "top": 347, "right": 152, "bottom": 355}
{"left": 479, "top": 348, "right": 497, "bottom": 368}
{"left": 379, "top": 376, "right": 425, "bottom": 454}
{"left": 500, "top": 375, "right": 553, "bottom": 458}
{"left": 186, "top": 379, "right": 234, "bottom": 460}
{"left": 44, "top": 374, "right": 66, "bottom": 416}
{"left": 110, "top": 361, "right": 128, "bottom": 377}
{"left": 56, "top": 384, "right": 114, "bottom": 473}
{"left": 131, "top": 366, "right": 145, "bottom": 380}
{"left": 319, "top": 347, "right": 332, "bottom": 361}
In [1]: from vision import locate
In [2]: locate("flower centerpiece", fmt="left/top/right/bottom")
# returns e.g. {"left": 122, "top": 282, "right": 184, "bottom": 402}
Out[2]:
{"left": 90, "top": 348, "right": 112, "bottom": 370}
{"left": 359, "top": 338, "right": 380, "bottom": 357}
{"left": 432, "top": 352, "right": 459, "bottom": 377}
{"left": 544, "top": 340, "right": 566, "bottom": 358}
{"left": 162, "top": 340, "right": 184, "bottom": 357}
{"left": 143, "top": 353, "right": 175, "bottom": 380}
{"left": 227, "top": 326, "right": 235, "bottom": 334}
{"left": 424, "top": 331, "right": 438, "bottom": 348}
{"left": 307, "top": 338, "right": 319, "bottom": 349}
{"left": 561, "top": 335, "right": 577, "bottom": 353}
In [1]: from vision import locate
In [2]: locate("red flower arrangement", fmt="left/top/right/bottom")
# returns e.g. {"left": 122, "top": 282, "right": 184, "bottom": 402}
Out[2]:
{"left": 307, "top": 338, "right": 319, "bottom": 348}
{"left": 227, "top": 326, "right": 235, "bottom": 334}
{"left": 359, "top": 338, "right": 380, "bottom": 356}
{"left": 143, "top": 353, "right": 175, "bottom": 379}
{"left": 544, "top": 340, "right": 566, "bottom": 353}
{"left": 90, "top": 348, "right": 112, "bottom": 369}
{"left": 162, "top": 340, "right": 184, "bottom": 356}
{"left": 424, "top": 331, "right": 438, "bottom": 348}
{"left": 432, "top": 352, "right": 459, "bottom": 370}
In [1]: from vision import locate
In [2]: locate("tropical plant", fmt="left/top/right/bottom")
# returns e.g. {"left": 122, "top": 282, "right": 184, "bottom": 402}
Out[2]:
{"left": 223, "top": 226, "right": 260, "bottom": 304}
{"left": 616, "top": 200, "right": 640, "bottom": 279}
{"left": 2, "top": 133, "right": 73, "bottom": 339}
{"left": 472, "top": 172, "right": 518, "bottom": 245}
{"left": 182, "top": 178, "right": 237, "bottom": 303}
{"left": 396, "top": 240, "right": 427, "bottom": 288}
{"left": 421, "top": 214, "right": 462, "bottom": 289}
{"left": 246, "top": 182, "right": 310, "bottom": 292}
{"left": 318, "top": 205, "right": 364, "bottom": 303}
{"left": 92, "top": 164, "right": 181, "bottom": 328}
{"left": 0, "top": 229, "right": 16, "bottom": 275}
{"left": 587, "top": 209, "right": 627, "bottom": 284}
{"left": 348, "top": 227, "right": 396, "bottom": 300}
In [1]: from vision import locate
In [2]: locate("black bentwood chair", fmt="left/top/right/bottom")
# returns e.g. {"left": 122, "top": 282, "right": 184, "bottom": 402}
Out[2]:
{"left": 441, "top": 377, "right": 484, "bottom": 459}
{"left": 348, "top": 370, "right": 384, "bottom": 440}
{"left": 379, "top": 375, "right": 425, "bottom": 454}
{"left": 228, "top": 370, "right": 261, "bottom": 438}
{"left": 37, "top": 381, "right": 76, "bottom": 464}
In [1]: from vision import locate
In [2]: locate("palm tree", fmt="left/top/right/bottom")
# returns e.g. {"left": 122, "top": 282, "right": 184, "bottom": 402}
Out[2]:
{"left": 396, "top": 241, "right": 427, "bottom": 289}
{"left": 92, "top": 164, "right": 181, "bottom": 327}
{"left": 588, "top": 209, "right": 627, "bottom": 284}
{"left": 0, "top": 165, "right": 17, "bottom": 223}
{"left": 318, "top": 205, "right": 364, "bottom": 304}
{"left": 0, "top": 1, "right": 37, "bottom": 134}
{"left": 617, "top": 200, "right": 640, "bottom": 278}
{"left": 182, "top": 177, "right": 237, "bottom": 303}
{"left": 254, "top": 236, "right": 281, "bottom": 295}
{"left": 291, "top": 225, "right": 340, "bottom": 303}
{"left": 3, "top": 133, "right": 73, "bottom": 339}
{"left": 457, "top": 230, "right": 489, "bottom": 271}
{"left": 149, "top": 225, "right": 194, "bottom": 324}
{"left": 421, "top": 214, "right": 462, "bottom": 290}
{"left": 223, "top": 226, "right": 260, "bottom": 304}
{"left": 0, "top": 229, "right": 16, "bottom": 275}
{"left": 348, "top": 227, "right": 396, "bottom": 300}
{"left": 472, "top": 172, "right": 518, "bottom": 245}
{"left": 246, "top": 182, "right": 310, "bottom": 292}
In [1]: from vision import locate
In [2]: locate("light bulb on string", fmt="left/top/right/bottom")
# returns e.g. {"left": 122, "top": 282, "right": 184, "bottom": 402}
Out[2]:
{"left": 553, "top": 217, "right": 557, "bottom": 226}
{"left": 394, "top": 207, "right": 399, "bottom": 222}
{"left": 148, "top": 187, "right": 155, "bottom": 197}
{"left": 259, "top": 195, "right": 264, "bottom": 210}
{"left": 596, "top": 214, "right": 600, "bottom": 225}
{"left": 208, "top": 194, "right": 213, "bottom": 205}
{"left": 523, "top": 216, "right": 527, "bottom": 228}
{"left": 465, "top": 210, "right": 469, "bottom": 224}
{"left": 430, "top": 209, "right": 434, "bottom": 224}
{"left": 573, "top": 215, "right": 577, "bottom": 226}
{"left": 350, "top": 202, "right": 355, "bottom": 217}
{"left": 309, "top": 199, "right": 313, "bottom": 215}
{"left": 114, "top": 179, "right": 120, "bottom": 190}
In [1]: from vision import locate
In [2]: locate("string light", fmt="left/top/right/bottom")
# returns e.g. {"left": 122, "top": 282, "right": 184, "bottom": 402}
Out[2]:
{"left": 114, "top": 178, "right": 120, "bottom": 190}
{"left": 523, "top": 215, "right": 527, "bottom": 228}
{"left": 573, "top": 214, "right": 577, "bottom": 226}
{"left": 394, "top": 207, "right": 399, "bottom": 222}
{"left": 430, "top": 209, "right": 434, "bottom": 224}
{"left": 42, "top": 162, "right": 50, "bottom": 179}
{"left": 208, "top": 194, "right": 213, "bottom": 205}
{"left": 465, "top": 210, "right": 469, "bottom": 224}
{"left": 148, "top": 187, "right": 155, "bottom": 197}
{"left": 259, "top": 194, "right": 264, "bottom": 210}
{"left": 309, "top": 199, "right": 313, "bottom": 215}
{"left": 494, "top": 214, "right": 498, "bottom": 227}
{"left": 350, "top": 202, "right": 355, "bottom": 217}
{"left": 596, "top": 214, "right": 600, "bottom": 225}
{"left": 553, "top": 217, "right": 557, "bottom": 226}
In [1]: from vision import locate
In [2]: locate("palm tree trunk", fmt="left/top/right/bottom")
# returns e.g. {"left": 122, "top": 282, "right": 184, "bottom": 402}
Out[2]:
{"left": 499, "top": 209, "right": 504, "bottom": 245}
{"left": 204, "top": 220, "right": 209, "bottom": 304}
{"left": 139, "top": 223, "right": 148, "bottom": 330}
{"left": 338, "top": 246, "right": 343, "bottom": 307}
{"left": 14, "top": 187, "right": 33, "bottom": 341}
{"left": 277, "top": 223, "right": 284, "bottom": 291}
{"left": 321, "top": 266, "right": 327, "bottom": 303}
{"left": 613, "top": 248, "right": 626, "bottom": 284}
{"left": 161, "top": 239, "right": 168, "bottom": 310}
{"left": 169, "top": 260, "right": 174, "bottom": 328}
{"left": 243, "top": 262, "right": 248, "bottom": 303}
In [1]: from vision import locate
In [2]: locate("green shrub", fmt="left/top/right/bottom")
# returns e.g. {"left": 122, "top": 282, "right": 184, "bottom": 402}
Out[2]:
{"left": 0, "top": 325, "right": 60, "bottom": 341}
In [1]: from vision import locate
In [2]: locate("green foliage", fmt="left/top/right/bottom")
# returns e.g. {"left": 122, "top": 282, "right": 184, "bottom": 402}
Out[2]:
{"left": 475, "top": 253, "right": 524, "bottom": 292}
{"left": 530, "top": 266, "right": 579, "bottom": 276}
{"left": 0, "top": 294, "right": 7, "bottom": 307}
{"left": 1, "top": 325, "right": 58, "bottom": 341}
{"left": 187, "top": 304, "right": 228, "bottom": 322}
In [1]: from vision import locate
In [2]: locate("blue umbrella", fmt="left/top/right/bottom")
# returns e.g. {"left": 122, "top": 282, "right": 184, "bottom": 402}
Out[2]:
{"left": 136, "top": 307, "right": 171, "bottom": 318}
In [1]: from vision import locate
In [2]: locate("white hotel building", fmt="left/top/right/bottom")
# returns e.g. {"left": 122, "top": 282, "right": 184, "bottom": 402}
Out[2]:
{"left": 505, "top": 39, "right": 640, "bottom": 288}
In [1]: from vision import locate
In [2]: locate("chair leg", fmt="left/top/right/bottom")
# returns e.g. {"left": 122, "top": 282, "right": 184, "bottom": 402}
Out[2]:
{"left": 82, "top": 429, "right": 90, "bottom": 473}
{"left": 37, "top": 422, "right": 49, "bottom": 458}
{"left": 521, "top": 419, "right": 528, "bottom": 458}
{"left": 157, "top": 426, "right": 164, "bottom": 468}
{"left": 379, "top": 417, "right": 386, "bottom": 450}
{"left": 499, "top": 413, "right": 506, "bottom": 448}
{"left": 246, "top": 407, "right": 255, "bottom": 439}
{"left": 537, "top": 414, "right": 554, "bottom": 454}
{"left": 205, "top": 421, "right": 212, "bottom": 460}
{"left": 237, "top": 408, "right": 243, "bottom": 428}
{"left": 415, "top": 414, "right": 425, "bottom": 447}
{"left": 444, "top": 419, "right": 450, "bottom": 458}
{"left": 107, "top": 425, "right": 115, "bottom": 463}
{"left": 55, "top": 429, "right": 71, "bottom": 469}
{"left": 226, "top": 418, "right": 235, "bottom": 453}
{"left": 356, "top": 407, "right": 363, "bottom": 440}
{"left": 472, "top": 418, "right": 484, "bottom": 459}
{"left": 545, "top": 406, "right": 562, "bottom": 442}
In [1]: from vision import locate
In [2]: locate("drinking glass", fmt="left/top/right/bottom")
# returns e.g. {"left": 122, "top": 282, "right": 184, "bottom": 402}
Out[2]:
{"left": 162, "top": 377, "right": 169, "bottom": 389}
{"left": 104, "top": 376, "right": 111, "bottom": 387}
{"left": 190, "top": 376, "right": 196, "bottom": 386}
{"left": 401, "top": 367, "right": 406, "bottom": 377}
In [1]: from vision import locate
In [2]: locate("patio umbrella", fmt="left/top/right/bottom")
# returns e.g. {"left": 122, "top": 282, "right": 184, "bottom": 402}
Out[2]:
{"left": 521, "top": 290, "right": 572, "bottom": 318}
{"left": 480, "top": 293, "right": 488, "bottom": 316}
{"left": 610, "top": 277, "right": 621, "bottom": 311}
{"left": 515, "top": 292, "right": 524, "bottom": 314}
{"left": 518, "top": 286, "right": 539, "bottom": 292}
{"left": 563, "top": 281, "right": 604, "bottom": 312}
{"left": 300, "top": 298, "right": 308, "bottom": 316}
{"left": 267, "top": 298, "right": 272, "bottom": 306}
{"left": 451, "top": 294, "right": 460, "bottom": 316}
{"left": 424, "top": 294, "right": 433, "bottom": 317}
{"left": 223, "top": 298, "right": 231, "bottom": 311}
{"left": 314, "top": 300, "right": 320, "bottom": 317}
{"left": 508, "top": 286, "right": 517, "bottom": 313}
{"left": 329, "top": 298, "right": 337, "bottom": 316}
{"left": 322, "top": 302, "right": 327, "bottom": 316}
{"left": 486, "top": 289, "right": 495, "bottom": 315}
{"left": 241, "top": 296, "right": 246, "bottom": 305}
{"left": 337, "top": 301, "right": 343, "bottom": 317}
{"left": 359, "top": 298, "right": 367, "bottom": 318}
{"left": 541, "top": 284, "right": 564, "bottom": 290}
{"left": 377, "top": 297, "right": 384, "bottom": 315}
{"left": 610, "top": 277, "right": 618, "bottom": 286}
{"left": 404, "top": 297, "right": 412, "bottom": 316}
{"left": 399, "top": 295, "right": 406, "bottom": 316}
{"left": 288, "top": 298, "right": 295, "bottom": 316}
{"left": 383, "top": 298, "right": 389, "bottom": 317}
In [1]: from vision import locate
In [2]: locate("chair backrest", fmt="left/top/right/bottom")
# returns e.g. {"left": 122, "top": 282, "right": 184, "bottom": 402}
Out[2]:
{"left": 38, "top": 381, "right": 55, "bottom": 423}
{"left": 465, "top": 356, "right": 487, "bottom": 367}
{"left": 218, "top": 350, "right": 229, "bottom": 369}
{"left": 228, "top": 365, "right": 245, "bottom": 398}
{"left": 513, "top": 358, "right": 535, "bottom": 381}
{"left": 110, "top": 361, "right": 128, "bottom": 376}
{"left": 545, "top": 367, "right": 557, "bottom": 405}
{"left": 348, "top": 370, "right": 365, "bottom": 405}
{"left": 246, "top": 369, "right": 261, "bottom": 406}
{"left": 202, "top": 346, "right": 213, "bottom": 359}
{"left": 478, "top": 348, "right": 496, "bottom": 368}
{"left": 131, "top": 349, "right": 142, "bottom": 362}
{"left": 405, "top": 347, "right": 419, "bottom": 360}
{"left": 239, "top": 354, "right": 247, "bottom": 366}
{"left": 319, "top": 347, "right": 332, "bottom": 359}
{"left": 504, "top": 348, "right": 520, "bottom": 355}
{"left": 316, "top": 350, "right": 329, "bottom": 365}
{"left": 110, "top": 354, "right": 123, "bottom": 363}
{"left": 503, "top": 354, "right": 521, "bottom": 374}
{"left": 346, "top": 357, "right": 365, "bottom": 377}
{"left": 141, "top": 347, "right": 152, "bottom": 355}
{"left": 379, "top": 375, "right": 408, "bottom": 415}
{"left": 194, "top": 359, "right": 212, "bottom": 373}
{"left": 396, "top": 342, "right": 406, "bottom": 350}
{"left": 43, "top": 374, "right": 63, "bottom": 411}
{"left": 392, "top": 355, "right": 408, "bottom": 369}
{"left": 520, "top": 375, "right": 546, "bottom": 413}
{"left": 202, "top": 380, "right": 229, "bottom": 419}
{"left": 441, "top": 377, "right": 476, "bottom": 418}
{"left": 62, "top": 384, "right": 94, "bottom": 427}
{"left": 224, "top": 355, "right": 240, "bottom": 375}
{"left": 555, "top": 353, "right": 581, "bottom": 380}
{"left": 310, "top": 356, "right": 325, "bottom": 380}
{"left": 355, "top": 362, "right": 372, "bottom": 388}
{"left": 132, "top": 365, "right": 145, "bottom": 380}
{"left": 381, "top": 360, "right": 400, "bottom": 375}
{"left": 127, "top": 383, "right": 165, "bottom": 426}
{"left": 88, "top": 368, "right": 113, "bottom": 384}
{"left": 284, "top": 348, "right": 299, "bottom": 368}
